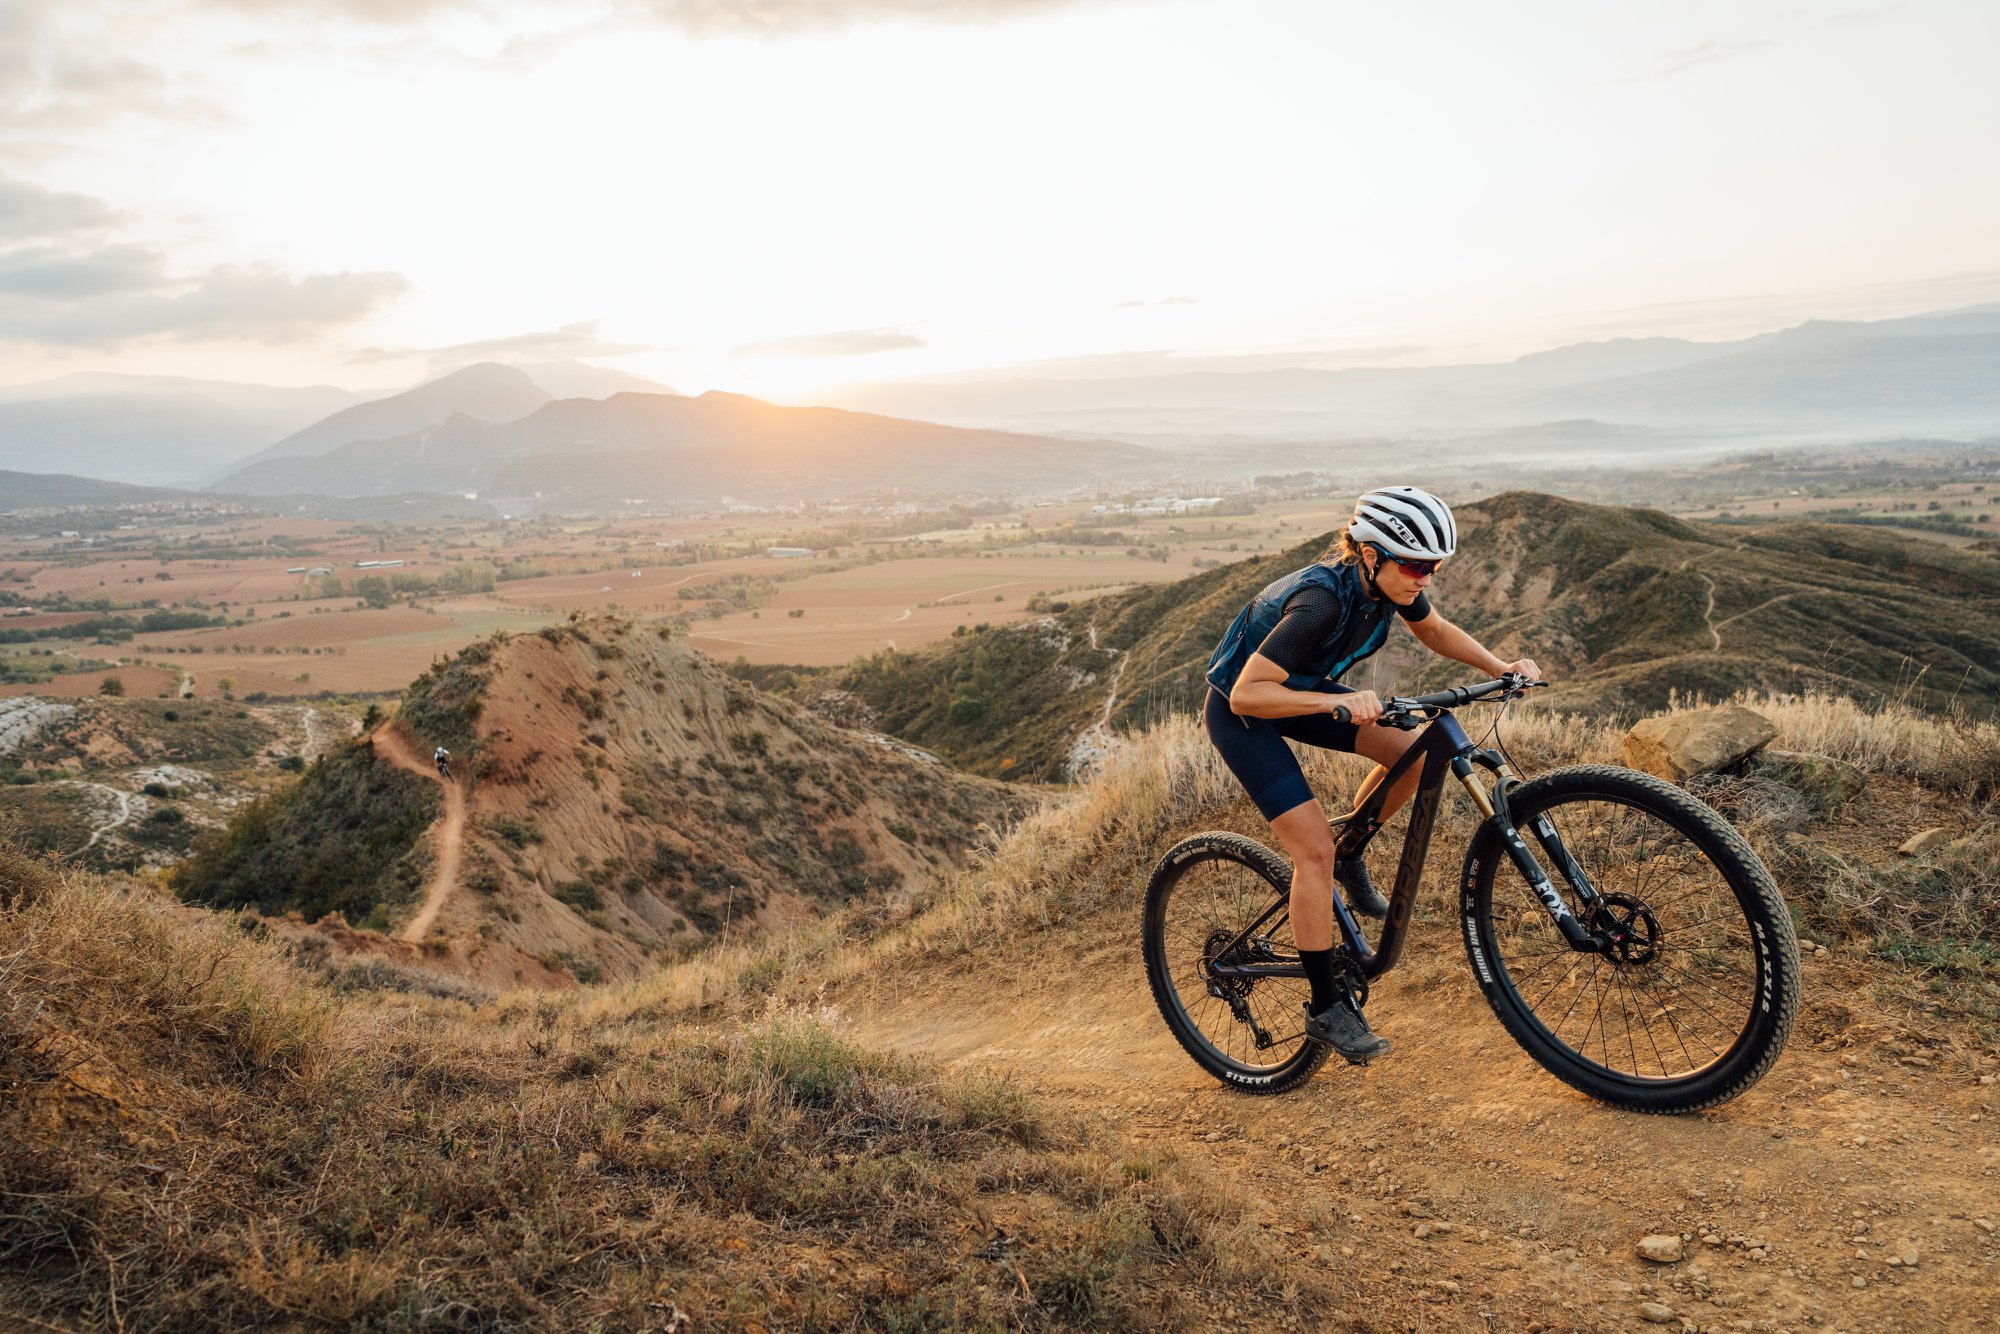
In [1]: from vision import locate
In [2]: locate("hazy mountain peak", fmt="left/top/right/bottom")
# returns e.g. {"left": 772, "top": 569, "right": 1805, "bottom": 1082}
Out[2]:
{"left": 215, "top": 360, "right": 554, "bottom": 483}
{"left": 505, "top": 361, "right": 678, "bottom": 400}
{"left": 419, "top": 361, "right": 543, "bottom": 392}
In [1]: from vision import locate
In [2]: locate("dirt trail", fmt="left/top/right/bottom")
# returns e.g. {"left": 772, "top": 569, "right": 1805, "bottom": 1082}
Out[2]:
{"left": 372, "top": 725, "right": 465, "bottom": 942}
{"left": 1714, "top": 593, "right": 1797, "bottom": 635}
{"left": 66, "top": 781, "right": 136, "bottom": 852}
{"left": 842, "top": 879, "right": 1997, "bottom": 1330}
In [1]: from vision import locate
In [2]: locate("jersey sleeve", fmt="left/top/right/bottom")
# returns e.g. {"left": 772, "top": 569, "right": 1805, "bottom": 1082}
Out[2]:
{"left": 1396, "top": 592, "right": 1433, "bottom": 622}
{"left": 1253, "top": 585, "right": 1344, "bottom": 674}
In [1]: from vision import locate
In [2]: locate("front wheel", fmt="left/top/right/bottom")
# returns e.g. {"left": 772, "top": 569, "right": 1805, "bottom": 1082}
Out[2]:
{"left": 1142, "top": 833, "right": 1328, "bottom": 1094}
{"left": 1461, "top": 765, "right": 1799, "bottom": 1114}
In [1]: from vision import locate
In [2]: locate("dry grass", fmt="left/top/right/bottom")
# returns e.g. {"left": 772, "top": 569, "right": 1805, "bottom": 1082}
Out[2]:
{"left": 611, "top": 686, "right": 1998, "bottom": 1028}
{"left": 1, "top": 844, "right": 1332, "bottom": 1331}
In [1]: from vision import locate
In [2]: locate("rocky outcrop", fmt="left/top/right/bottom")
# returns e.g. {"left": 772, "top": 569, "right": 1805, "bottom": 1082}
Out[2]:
{"left": 1622, "top": 704, "right": 1778, "bottom": 783}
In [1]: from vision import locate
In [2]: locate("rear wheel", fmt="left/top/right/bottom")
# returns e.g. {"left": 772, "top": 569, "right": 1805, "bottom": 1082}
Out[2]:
{"left": 1462, "top": 765, "right": 1799, "bottom": 1113}
{"left": 1142, "top": 832, "right": 1328, "bottom": 1094}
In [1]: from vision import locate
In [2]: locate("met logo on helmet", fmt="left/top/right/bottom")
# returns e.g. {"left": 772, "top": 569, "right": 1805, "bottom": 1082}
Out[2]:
{"left": 1377, "top": 515, "right": 1418, "bottom": 545}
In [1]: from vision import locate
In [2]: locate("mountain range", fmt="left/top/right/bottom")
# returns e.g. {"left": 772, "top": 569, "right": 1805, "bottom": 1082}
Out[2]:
{"left": 0, "top": 374, "right": 359, "bottom": 487}
{"left": 210, "top": 387, "right": 1162, "bottom": 504}
{"left": 821, "top": 304, "right": 2000, "bottom": 444}
{"left": 0, "top": 361, "right": 675, "bottom": 493}
{"left": 6, "top": 304, "right": 2000, "bottom": 505}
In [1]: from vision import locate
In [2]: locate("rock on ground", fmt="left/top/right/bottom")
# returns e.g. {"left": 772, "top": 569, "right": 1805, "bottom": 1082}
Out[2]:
{"left": 1622, "top": 704, "right": 1777, "bottom": 783}
{"left": 1636, "top": 1234, "right": 1684, "bottom": 1263}
{"left": 1898, "top": 826, "right": 1952, "bottom": 857}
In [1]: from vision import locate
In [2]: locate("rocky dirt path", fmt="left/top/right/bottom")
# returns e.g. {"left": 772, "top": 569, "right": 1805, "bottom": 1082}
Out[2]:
{"left": 69, "top": 782, "right": 136, "bottom": 852}
{"left": 372, "top": 725, "right": 465, "bottom": 942}
{"left": 842, "top": 894, "right": 1997, "bottom": 1332}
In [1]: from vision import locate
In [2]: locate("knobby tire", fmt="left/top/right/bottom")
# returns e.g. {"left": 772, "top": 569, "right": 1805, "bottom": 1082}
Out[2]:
{"left": 1460, "top": 765, "right": 1799, "bottom": 1114}
{"left": 1143, "top": 832, "right": 1328, "bottom": 1094}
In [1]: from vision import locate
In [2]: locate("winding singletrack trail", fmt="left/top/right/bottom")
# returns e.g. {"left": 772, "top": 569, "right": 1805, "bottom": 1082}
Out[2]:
{"left": 840, "top": 870, "right": 1998, "bottom": 1331}
{"left": 1699, "top": 572, "right": 1722, "bottom": 651}
{"left": 373, "top": 725, "right": 465, "bottom": 942}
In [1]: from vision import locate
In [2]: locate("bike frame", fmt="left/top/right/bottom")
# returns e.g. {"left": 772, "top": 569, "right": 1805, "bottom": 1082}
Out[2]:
{"left": 1206, "top": 704, "right": 1609, "bottom": 986}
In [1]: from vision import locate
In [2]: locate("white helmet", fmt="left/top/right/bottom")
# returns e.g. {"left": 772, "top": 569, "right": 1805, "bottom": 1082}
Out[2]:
{"left": 1348, "top": 486, "right": 1456, "bottom": 561}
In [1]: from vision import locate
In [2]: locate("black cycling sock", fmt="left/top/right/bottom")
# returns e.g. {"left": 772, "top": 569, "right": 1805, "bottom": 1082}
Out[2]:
{"left": 1299, "top": 947, "right": 1342, "bottom": 1017}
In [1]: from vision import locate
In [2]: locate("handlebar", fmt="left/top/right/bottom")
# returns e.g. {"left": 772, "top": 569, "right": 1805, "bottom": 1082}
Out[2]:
{"left": 1330, "top": 673, "right": 1546, "bottom": 726}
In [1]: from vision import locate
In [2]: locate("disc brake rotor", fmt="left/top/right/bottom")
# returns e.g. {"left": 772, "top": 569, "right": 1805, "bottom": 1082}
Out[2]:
{"left": 1588, "top": 892, "right": 1662, "bottom": 965}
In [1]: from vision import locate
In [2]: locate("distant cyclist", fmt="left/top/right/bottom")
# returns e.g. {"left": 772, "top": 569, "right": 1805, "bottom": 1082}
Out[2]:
{"left": 1204, "top": 486, "right": 1542, "bottom": 1064}
{"left": 434, "top": 745, "right": 452, "bottom": 780}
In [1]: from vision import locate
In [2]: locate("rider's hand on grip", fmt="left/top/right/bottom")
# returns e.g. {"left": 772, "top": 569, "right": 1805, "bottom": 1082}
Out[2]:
{"left": 1334, "top": 690, "right": 1384, "bottom": 725}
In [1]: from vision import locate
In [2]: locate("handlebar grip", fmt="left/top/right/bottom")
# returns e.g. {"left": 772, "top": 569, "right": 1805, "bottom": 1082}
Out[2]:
{"left": 1332, "top": 706, "right": 1351, "bottom": 724}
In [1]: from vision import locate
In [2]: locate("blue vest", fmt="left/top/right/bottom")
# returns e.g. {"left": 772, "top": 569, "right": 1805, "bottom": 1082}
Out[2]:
{"left": 1204, "top": 561, "right": 1391, "bottom": 697}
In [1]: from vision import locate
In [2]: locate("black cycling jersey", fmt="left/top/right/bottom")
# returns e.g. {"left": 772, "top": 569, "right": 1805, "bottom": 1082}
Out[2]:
{"left": 1256, "top": 585, "right": 1431, "bottom": 676}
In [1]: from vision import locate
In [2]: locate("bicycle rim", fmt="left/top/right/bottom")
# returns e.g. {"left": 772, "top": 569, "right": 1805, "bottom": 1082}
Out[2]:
{"left": 1484, "top": 791, "right": 1768, "bottom": 1086}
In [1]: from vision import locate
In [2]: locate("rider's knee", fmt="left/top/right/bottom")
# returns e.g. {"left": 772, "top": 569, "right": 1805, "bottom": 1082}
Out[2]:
{"left": 1292, "top": 838, "right": 1336, "bottom": 876}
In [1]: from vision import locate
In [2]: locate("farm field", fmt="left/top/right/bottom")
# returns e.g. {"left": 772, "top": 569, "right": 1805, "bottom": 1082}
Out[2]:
{"left": 2, "top": 495, "right": 1350, "bottom": 692}
{"left": 0, "top": 663, "right": 177, "bottom": 700}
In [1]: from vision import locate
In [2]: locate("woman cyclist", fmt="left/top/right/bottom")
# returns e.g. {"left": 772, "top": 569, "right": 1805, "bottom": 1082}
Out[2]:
{"left": 1203, "top": 486, "right": 1541, "bottom": 1064}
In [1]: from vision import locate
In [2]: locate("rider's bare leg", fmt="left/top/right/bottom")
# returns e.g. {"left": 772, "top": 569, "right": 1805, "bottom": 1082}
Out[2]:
{"left": 1270, "top": 801, "right": 1338, "bottom": 951}
{"left": 1271, "top": 797, "right": 1389, "bottom": 1052}
{"left": 1345, "top": 726, "right": 1421, "bottom": 827}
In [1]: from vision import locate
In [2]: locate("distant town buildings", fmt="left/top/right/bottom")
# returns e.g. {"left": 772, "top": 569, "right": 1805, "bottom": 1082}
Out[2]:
{"left": 767, "top": 546, "right": 814, "bottom": 558}
{"left": 1090, "top": 497, "right": 1223, "bottom": 516}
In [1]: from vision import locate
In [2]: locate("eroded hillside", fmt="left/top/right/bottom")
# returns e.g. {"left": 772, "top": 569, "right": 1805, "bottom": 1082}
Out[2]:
{"left": 173, "top": 616, "right": 1035, "bottom": 986}
{"left": 777, "top": 491, "right": 2000, "bottom": 778}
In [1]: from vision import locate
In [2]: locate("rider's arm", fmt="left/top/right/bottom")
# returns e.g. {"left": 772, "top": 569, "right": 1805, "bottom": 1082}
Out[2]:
{"left": 1407, "top": 609, "right": 1514, "bottom": 676}
{"left": 1228, "top": 652, "right": 1348, "bottom": 719}
{"left": 1227, "top": 587, "right": 1349, "bottom": 719}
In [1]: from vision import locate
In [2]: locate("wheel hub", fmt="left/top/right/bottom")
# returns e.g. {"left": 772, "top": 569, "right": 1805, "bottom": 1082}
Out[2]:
{"left": 1588, "top": 892, "right": 1661, "bottom": 965}
{"left": 1201, "top": 929, "right": 1256, "bottom": 998}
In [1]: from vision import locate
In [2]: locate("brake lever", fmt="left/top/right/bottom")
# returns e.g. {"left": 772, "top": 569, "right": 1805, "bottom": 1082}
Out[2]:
{"left": 1496, "top": 673, "right": 1550, "bottom": 703}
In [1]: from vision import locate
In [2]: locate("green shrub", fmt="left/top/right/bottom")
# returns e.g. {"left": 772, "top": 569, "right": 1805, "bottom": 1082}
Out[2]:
{"left": 169, "top": 742, "right": 437, "bottom": 921}
{"left": 554, "top": 880, "right": 603, "bottom": 912}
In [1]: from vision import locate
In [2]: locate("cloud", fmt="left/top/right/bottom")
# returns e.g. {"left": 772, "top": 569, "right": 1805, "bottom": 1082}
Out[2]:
{"left": 0, "top": 252, "right": 408, "bottom": 346}
{"left": 202, "top": 0, "right": 468, "bottom": 22}
{"left": 0, "top": 2, "right": 227, "bottom": 137}
{"left": 189, "top": 0, "right": 1101, "bottom": 38}
{"left": 1623, "top": 37, "right": 1776, "bottom": 83}
{"left": 0, "top": 176, "right": 121, "bottom": 239}
{"left": 422, "top": 321, "right": 651, "bottom": 364}
{"left": 0, "top": 243, "right": 162, "bottom": 298}
{"left": 345, "top": 320, "right": 654, "bottom": 368}
{"left": 733, "top": 327, "right": 927, "bottom": 357}
{"left": 611, "top": 0, "right": 1096, "bottom": 36}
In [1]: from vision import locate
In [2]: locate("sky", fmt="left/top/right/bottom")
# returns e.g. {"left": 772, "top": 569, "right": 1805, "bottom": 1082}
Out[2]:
{"left": 2, "top": 0, "right": 1998, "bottom": 401}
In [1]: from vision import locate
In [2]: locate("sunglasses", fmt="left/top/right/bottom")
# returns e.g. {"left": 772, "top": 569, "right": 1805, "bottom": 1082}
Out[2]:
{"left": 1373, "top": 546, "right": 1441, "bottom": 578}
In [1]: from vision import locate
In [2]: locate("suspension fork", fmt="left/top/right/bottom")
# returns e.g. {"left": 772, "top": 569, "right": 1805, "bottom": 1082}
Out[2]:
{"left": 1454, "top": 750, "right": 1602, "bottom": 951}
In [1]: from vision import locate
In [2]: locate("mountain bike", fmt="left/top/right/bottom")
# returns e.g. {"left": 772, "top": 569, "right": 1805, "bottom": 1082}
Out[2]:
{"left": 1141, "top": 675, "right": 1800, "bottom": 1113}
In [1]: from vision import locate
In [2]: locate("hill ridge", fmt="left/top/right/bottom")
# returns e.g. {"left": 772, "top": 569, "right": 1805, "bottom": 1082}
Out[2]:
{"left": 173, "top": 615, "right": 1036, "bottom": 983}
{"left": 775, "top": 490, "right": 2000, "bottom": 780}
